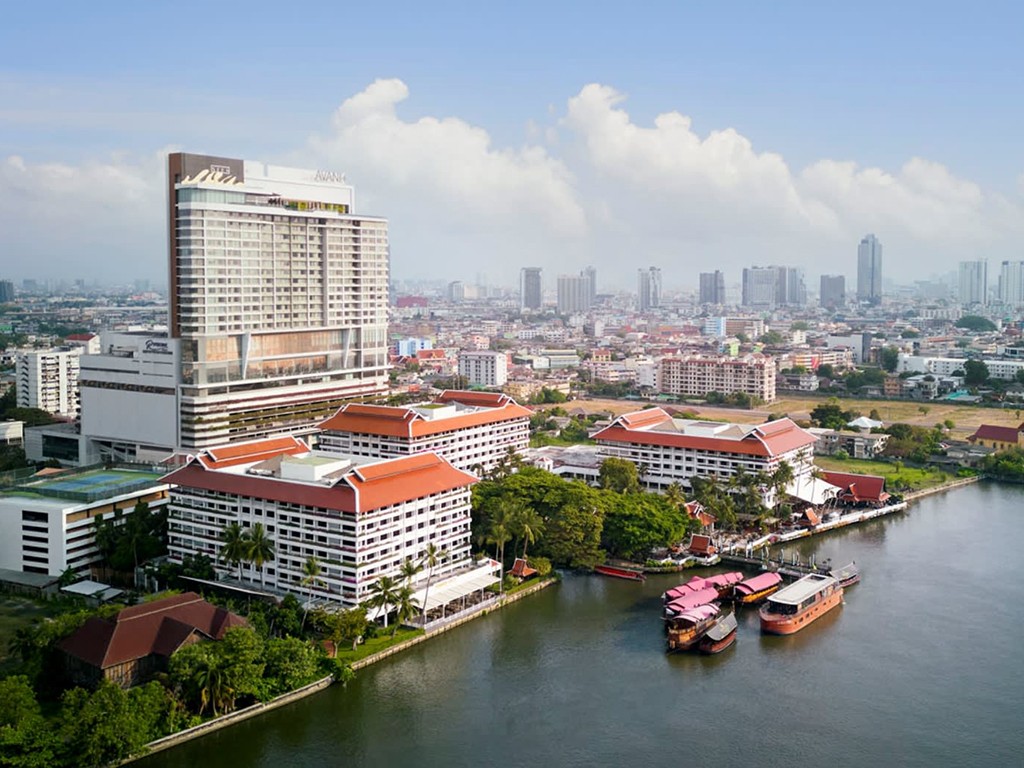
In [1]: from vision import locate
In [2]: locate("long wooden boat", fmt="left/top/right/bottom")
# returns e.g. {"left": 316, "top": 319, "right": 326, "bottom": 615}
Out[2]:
{"left": 663, "top": 587, "right": 720, "bottom": 619}
{"left": 594, "top": 564, "right": 646, "bottom": 582}
{"left": 663, "top": 575, "right": 708, "bottom": 603}
{"left": 759, "top": 573, "right": 843, "bottom": 635}
{"left": 733, "top": 572, "right": 783, "bottom": 605}
{"left": 697, "top": 611, "right": 738, "bottom": 654}
{"left": 666, "top": 603, "right": 720, "bottom": 652}
{"left": 703, "top": 571, "right": 744, "bottom": 598}
{"left": 830, "top": 562, "right": 860, "bottom": 588}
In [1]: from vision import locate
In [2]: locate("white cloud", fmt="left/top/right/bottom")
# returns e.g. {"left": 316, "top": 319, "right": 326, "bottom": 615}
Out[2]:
{"left": 2, "top": 79, "right": 1022, "bottom": 287}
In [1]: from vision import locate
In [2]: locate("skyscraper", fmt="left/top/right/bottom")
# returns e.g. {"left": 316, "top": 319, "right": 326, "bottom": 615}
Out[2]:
{"left": 699, "top": 271, "right": 725, "bottom": 305}
{"left": 857, "top": 234, "right": 883, "bottom": 302}
{"left": 958, "top": 260, "right": 988, "bottom": 306}
{"left": 819, "top": 275, "right": 846, "bottom": 309}
{"left": 998, "top": 261, "right": 1024, "bottom": 306}
{"left": 556, "top": 267, "right": 596, "bottom": 314}
{"left": 167, "top": 152, "right": 389, "bottom": 449}
{"left": 774, "top": 266, "right": 807, "bottom": 307}
{"left": 637, "top": 267, "right": 662, "bottom": 312}
{"left": 520, "top": 267, "right": 542, "bottom": 311}
{"left": 0, "top": 280, "right": 14, "bottom": 303}
{"left": 741, "top": 267, "right": 777, "bottom": 308}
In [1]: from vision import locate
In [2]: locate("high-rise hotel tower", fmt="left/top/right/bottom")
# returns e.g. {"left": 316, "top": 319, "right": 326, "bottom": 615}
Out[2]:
{"left": 167, "top": 153, "right": 389, "bottom": 448}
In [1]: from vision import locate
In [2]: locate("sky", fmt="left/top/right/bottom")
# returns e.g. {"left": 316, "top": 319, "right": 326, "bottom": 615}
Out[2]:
{"left": 1, "top": 1, "right": 1023, "bottom": 292}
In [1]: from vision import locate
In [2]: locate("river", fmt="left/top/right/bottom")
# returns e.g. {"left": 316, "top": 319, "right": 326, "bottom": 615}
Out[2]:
{"left": 140, "top": 482, "right": 1024, "bottom": 767}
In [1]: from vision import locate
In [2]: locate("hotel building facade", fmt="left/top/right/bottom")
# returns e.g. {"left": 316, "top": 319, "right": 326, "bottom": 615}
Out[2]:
{"left": 317, "top": 390, "right": 530, "bottom": 473}
{"left": 163, "top": 437, "right": 476, "bottom": 609}
{"left": 594, "top": 409, "right": 817, "bottom": 507}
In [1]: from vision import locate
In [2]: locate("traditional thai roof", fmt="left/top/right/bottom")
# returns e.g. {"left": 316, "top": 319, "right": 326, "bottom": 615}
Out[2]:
{"left": 164, "top": 447, "right": 476, "bottom": 515}
{"left": 968, "top": 424, "right": 1021, "bottom": 444}
{"left": 819, "top": 471, "right": 890, "bottom": 503}
{"left": 594, "top": 410, "right": 817, "bottom": 458}
{"left": 198, "top": 436, "right": 310, "bottom": 470}
{"left": 317, "top": 391, "right": 530, "bottom": 439}
{"left": 59, "top": 592, "right": 245, "bottom": 670}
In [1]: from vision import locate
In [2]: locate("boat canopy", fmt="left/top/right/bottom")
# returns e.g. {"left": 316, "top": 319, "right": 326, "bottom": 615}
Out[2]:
{"left": 663, "top": 577, "right": 708, "bottom": 601}
{"left": 734, "top": 572, "right": 783, "bottom": 596}
{"left": 674, "top": 603, "right": 720, "bottom": 624}
{"left": 703, "top": 611, "right": 737, "bottom": 641}
{"left": 665, "top": 587, "right": 719, "bottom": 614}
{"left": 704, "top": 572, "right": 743, "bottom": 589}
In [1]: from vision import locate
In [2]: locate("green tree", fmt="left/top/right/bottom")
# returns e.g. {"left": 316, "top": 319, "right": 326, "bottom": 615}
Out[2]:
{"left": 598, "top": 456, "right": 640, "bottom": 493}
{"left": 300, "top": 555, "right": 326, "bottom": 630}
{"left": 262, "top": 637, "right": 322, "bottom": 696}
{"left": 220, "top": 522, "right": 251, "bottom": 581}
{"left": 956, "top": 315, "right": 997, "bottom": 332}
{"left": 601, "top": 493, "right": 689, "bottom": 561}
{"left": 418, "top": 543, "right": 447, "bottom": 625}
{"left": 391, "top": 585, "right": 420, "bottom": 637}
{"left": 816, "top": 363, "right": 835, "bottom": 379}
{"left": 317, "top": 607, "right": 368, "bottom": 655}
{"left": 964, "top": 359, "right": 990, "bottom": 386}
{"left": 246, "top": 522, "right": 275, "bottom": 587}
{"left": 542, "top": 501, "right": 605, "bottom": 570}
{"left": 365, "top": 575, "right": 400, "bottom": 627}
{"left": 810, "top": 400, "right": 850, "bottom": 430}
{"left": 509, "top": 504, "right": 544, "bottom": 559}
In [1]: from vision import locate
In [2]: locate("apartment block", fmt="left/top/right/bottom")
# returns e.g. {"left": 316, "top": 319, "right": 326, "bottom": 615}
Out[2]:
{"left": 657, "top": 355, "right": 776, "bottom": 403}
{"left": 16, "top": 348, "right": 82, "bottom": 418}
{"left": 458, "top": 350, "right": 508, "bottom": 387}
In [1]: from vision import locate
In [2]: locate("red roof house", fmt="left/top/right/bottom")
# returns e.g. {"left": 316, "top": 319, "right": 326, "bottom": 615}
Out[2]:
{"left": 819, "top": 471, "right": 891, "bottom": 506}
{"left": 59, "top": 592, "right": 246, "bottom": 688}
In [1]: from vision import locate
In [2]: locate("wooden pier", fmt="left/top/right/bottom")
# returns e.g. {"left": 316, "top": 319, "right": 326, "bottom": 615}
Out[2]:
{"left": 718, "top": 551, "right": 832, "bottom": 580}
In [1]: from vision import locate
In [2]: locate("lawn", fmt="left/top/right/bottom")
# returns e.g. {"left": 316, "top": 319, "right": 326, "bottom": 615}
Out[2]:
{"left": 333, "top": 626, "right": 424, "bottom": 664}
{"left": 813, "top": 456, "right": 955, "bottom": 491}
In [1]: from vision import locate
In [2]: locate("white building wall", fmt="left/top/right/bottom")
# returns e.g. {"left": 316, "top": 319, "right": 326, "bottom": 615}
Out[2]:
{"left": 16, "top": 348, "right": 81, "bottom": 417}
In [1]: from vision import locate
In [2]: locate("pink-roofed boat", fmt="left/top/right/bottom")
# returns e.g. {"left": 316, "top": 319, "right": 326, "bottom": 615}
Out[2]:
{"left": 703, "top": 571, "right": 744, "bottom": 597}
{"left": 662, "top": 576, "right": 708, "bottom": 603}
{"left": 733, "top": 572, "right": 784, "bottom": 605}
{"left": 663, "top": 587, "right": 720, "bottom": 619}
{"left": 666, "top": 603, "right": 721, "bottom": 652}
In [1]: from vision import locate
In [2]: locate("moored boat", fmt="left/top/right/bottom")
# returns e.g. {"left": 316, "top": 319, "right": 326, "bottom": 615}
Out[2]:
{"left": 594, "top": 564, "right": 646, "bottom": 582}
{"left": 663, "top": 587, "right": 720, "bottom": 618}
{"left": 759, "top": 573, "right": 843, "bottom": 635}
{"left": 663, "top": 576, "right": 708, "bottom": 602}
{"left": 733, "top": 572, "right": 784, "bottom": 604}
{"left": 697, "top": 611, "right": 738, "bottom": 654}
{"left": 830, "top": 562, "right": 860, "bottom": 588}
{"left": 703, "top": 571, "right": 744, "bottom": 597}
{"left": 666, "top": 603, "right": 720, "bottom": 652}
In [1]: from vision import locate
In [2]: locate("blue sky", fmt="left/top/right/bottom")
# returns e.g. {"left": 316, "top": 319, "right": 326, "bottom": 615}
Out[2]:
{"left": 2, "top": 1, "right": 1022, "bottom": 288}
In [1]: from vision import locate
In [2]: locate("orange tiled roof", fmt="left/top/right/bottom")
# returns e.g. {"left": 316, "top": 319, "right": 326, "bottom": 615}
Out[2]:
{"left": 318, "top": 397, "right": 530, "bottom": 439}
{"left": 201, "top": 436, "right": 309, "bottom": 469}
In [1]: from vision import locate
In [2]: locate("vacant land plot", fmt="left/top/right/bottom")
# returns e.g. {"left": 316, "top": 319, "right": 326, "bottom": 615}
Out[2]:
{"left": 813, "top": 456, "right": 954, "bottom": 491}
{"left": 568, "top": 395, "right": 1021, "bottom": 439}
{"left": 0, "top": 596, "right": 58, "bottom": 672}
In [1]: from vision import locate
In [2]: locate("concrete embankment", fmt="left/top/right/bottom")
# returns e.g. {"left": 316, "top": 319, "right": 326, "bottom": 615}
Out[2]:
{"left": 902, "top": 474, "right": 980, "bottom": 501}
{"left": 126, "top": 577, "right": 556, "bottom": 763}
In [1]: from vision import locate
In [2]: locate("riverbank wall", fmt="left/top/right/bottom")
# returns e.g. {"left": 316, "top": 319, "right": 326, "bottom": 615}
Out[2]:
{"left": 125, "top": 577, "right": 557, "bottom": 763}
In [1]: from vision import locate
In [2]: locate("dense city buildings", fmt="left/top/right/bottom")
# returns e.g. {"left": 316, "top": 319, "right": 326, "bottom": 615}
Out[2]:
{"left": 519, "top": 267, "right": 542, "bottom": 311}
{"left": 698, "top": 271, "right": 726, "bottom": 305}
{"left": 16, "top": 347, "right": 82, "bottom": 418}
{"left": 958, "top": 260, "right": 988, "bottom": 306}
{"left": 857, "top": 234, "right": 883, "bottom": 302}
{"left": 317, "top": 390, "right": 530, "bottom": 472}
{"left": 819, "top": 275, "right": 846, "bottom": 308}
{"left": 0, "top": 465, "right": 170, "bottom": 576}
{"left": 458, "top": 350, "right": 508, "bottom": 387}
{"left": 637, "top": 267, "right": 662, "bottom": 312}
{"left": 166, "top": 152, "right": 389, "bottom": 450}
{"left": 164, "top": 436, "right": 475, "bottom": 609}
{"left": 656, "top": 354, "right": 776, "bottom": 403}
{"left": 594, "top": 409, "right": 817, "bottom": 507}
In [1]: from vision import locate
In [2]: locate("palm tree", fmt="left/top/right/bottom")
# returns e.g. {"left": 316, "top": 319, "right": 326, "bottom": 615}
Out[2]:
{"left": 220, "top": 522, "right": 251, "bottom": 582}
{"left": 246, "top": 522, "right": 275, "bottom": 588}
{"left": 399, "top": 557, "right": 423, "bottom": 587}
{"left": 195, "top": 657, "right": 233, "bottom": 717}
{"left": 664, "top": 481, "right": 686, "bottom": 510}
{"left": 419, "top": 543, "right": 447, "bottom": 625}
{"left": 300, "top": 556, "right": 326, "bottom": 630}
{"left": 486, "top": 503, "right": 513, "bottom": 568}
{"left": 366, "top": 575, "right": 399, "bottom": 628}
{"left": 770, "top": 460, "right": 795, "bottom": 508}
{"left": 391, "top": 585, "right": 420, "bottom": 638}
{"left": 510, "top": 505, "right": 544, "bottom": 559}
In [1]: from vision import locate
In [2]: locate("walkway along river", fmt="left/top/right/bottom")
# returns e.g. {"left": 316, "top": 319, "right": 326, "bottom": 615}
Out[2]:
{"left": 139, "top": 481, "right": 1024, "bottom": 768}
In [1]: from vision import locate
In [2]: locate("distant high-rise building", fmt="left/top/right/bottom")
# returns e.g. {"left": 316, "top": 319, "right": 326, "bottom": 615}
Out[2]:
{"left": 958, "top": 260, "right": 988, "bottom": 306}
{"left": 17, "top": 348, "right": 81, "bottom": 418}
{"left": 582, "top": 266, "right": 597, "bottom": 307}
{"left": 447, "top": 280, "right": 466, "bottom": 302}
{"left": 699, "top": 271, "right": 726, "bottom": 305}
{"left": 820, "top": 275, "right": 846, "bottom": 309}
{"left": 775, "top": 267, "right": 807, "bottom": 306}
{"left": 0, "top": 280, "right": 14, "bottom": 303}
{"left": 741, "top": 267, "right": 777, "bottom": 308}
{"left": 857, "top": 234, "right": 883, "bottom": 302}
{"left": 998, "top": 261, "right": 1024, "bottom": 307}
{"left": 637, "top": 267, "right": 662, "bottom": 312}
{"left": 557, "top": 268, "right": 596, "bottom": 314}
{"left": 520, "top": 267, "right": 542, "bottom": 311}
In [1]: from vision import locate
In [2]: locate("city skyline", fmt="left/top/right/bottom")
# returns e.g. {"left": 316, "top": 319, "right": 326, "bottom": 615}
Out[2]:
{"left": 2, "top": 4, "right": 1023, "bottom": 288}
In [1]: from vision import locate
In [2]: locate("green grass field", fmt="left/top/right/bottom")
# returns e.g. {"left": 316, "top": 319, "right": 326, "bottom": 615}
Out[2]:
{"left": 814, "top": 456, "right": 954, "bottom": 491}
{"left": 333, "top": 626, "right": 424, "bottom": 664}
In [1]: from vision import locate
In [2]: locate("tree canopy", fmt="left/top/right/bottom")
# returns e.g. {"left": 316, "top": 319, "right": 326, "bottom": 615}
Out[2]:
{"left": 956, "top": 315, "right": 997, "bottom": 332}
